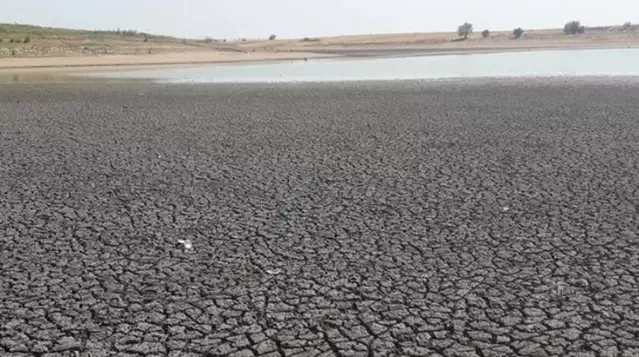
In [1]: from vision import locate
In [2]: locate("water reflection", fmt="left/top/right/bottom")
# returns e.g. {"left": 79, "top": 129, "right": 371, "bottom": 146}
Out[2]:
{"left": 81, "top": 48, "right": 639, "bottom": 83}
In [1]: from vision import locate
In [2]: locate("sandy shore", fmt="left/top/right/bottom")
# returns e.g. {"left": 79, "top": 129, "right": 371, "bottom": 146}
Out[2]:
{"left": 0, "top": 50, "right": 333, "bottom": 73}
{"left": 1, "top": 43, "right": 636, "bottom": 75}
{"left": 2, "top": 80, "right": 639, "bottom": 355}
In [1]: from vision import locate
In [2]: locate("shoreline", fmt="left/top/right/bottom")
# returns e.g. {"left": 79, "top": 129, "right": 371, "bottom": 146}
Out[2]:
{"left": 310, "top": 43, "right": 639, "bottom": 57}
{"left": 0, "top": 51, "right": 335, "bottom": 73}
{"left": 1, "top": 42, "right": 638, "bottom": 74}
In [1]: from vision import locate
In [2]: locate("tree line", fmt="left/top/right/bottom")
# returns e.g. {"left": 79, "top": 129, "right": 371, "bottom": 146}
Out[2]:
{"left": 456, "top": 20, "right": 611, "bottom": 40}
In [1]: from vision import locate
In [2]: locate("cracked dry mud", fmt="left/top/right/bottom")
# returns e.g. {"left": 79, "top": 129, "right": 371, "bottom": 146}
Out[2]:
{"left": 1, "top": 80, "right": 638, "bottom": 357}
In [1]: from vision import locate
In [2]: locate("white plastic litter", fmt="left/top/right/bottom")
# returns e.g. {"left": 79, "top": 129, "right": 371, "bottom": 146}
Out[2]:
{"left": 177, "top": 239, "right": 193, "bottom": 250}
{"left": 266, "top": 269, "right": 282, "bottom": 275}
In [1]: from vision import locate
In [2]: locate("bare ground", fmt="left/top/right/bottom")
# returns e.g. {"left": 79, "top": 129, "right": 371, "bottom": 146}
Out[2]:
{"left": 1, "top": 79, "right": 639, "bottom": 356}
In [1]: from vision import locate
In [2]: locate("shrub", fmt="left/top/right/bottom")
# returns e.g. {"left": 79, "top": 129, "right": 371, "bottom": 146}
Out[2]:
{"left": 621, "top": 22, "right": 633, "bottom": 30}
{"left": 564, "top": 21, "right": 584, "bottom": 35}
{"left": 481, "top": 29, "right": 490, "bottom": 38}
{"left": 204, "top": 37, "right": 213, "bottom": 43}
{"left": 302, "top": 37, "right": 320, "bottom": 42}
{"left": 457, "top": 22, "right": 473, "bottom": 40}
{"left": 9, "top": 38, "right": 15, "bottom": 43}
{"left": 513, "top": 27, "right": 524, "bottom": 39}
{"left": 121, "top": 30, "right": 138, "bottom": 37}
{"left": 269, "top": 34, "right": 277, "bottom": 40}
{"left": 23, "top": 36, "right": 31, "bottom": 44}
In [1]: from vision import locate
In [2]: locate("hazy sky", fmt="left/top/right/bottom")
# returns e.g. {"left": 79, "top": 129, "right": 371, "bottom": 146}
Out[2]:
{"left": 2, "top": 0, "right": 638, "bottom": 39}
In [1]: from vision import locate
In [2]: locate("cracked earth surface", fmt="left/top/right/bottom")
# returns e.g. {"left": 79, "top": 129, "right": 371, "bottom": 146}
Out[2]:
{"left": 1, "top": 80, "right": 638, "bottom": 357}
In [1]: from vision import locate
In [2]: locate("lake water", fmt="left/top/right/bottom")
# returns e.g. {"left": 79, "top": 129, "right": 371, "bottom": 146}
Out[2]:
{"left": 83, "top": 48, "right": 639, "bottom": 83}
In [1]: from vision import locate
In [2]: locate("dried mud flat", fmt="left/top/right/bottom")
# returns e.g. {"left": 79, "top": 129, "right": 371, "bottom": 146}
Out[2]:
{"left": 1, "top": 79, "right": 638, "bottom": 357}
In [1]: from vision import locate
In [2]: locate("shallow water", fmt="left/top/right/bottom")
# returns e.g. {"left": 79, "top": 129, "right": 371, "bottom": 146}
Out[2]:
{"left": 82, "top": 48, "right": 639, "bottom": 83}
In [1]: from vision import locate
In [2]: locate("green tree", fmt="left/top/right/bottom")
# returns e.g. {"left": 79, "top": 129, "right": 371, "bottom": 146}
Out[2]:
{"left": 481, "top": 29, "right": 490, "bottom": 38}
{"left": 564, "top": 21, "right": 585, "bottom": 35}
{"left": 513, "top": 27, "right": 524, "bottom": 39}
{"left": 269, "top": 34, "right": 277, "bottom": 40}
{"left": 457, "top": 22, "right": 473, "bottom": 40}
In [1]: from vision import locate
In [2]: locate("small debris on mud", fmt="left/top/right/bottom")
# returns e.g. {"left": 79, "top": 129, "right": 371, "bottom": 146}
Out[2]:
{"left": 177, "top": 239, "right": 193, "bottom": 250}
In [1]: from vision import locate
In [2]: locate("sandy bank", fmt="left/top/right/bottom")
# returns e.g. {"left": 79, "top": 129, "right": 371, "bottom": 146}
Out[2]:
{"left": 0, "top": 50, "right": 333, "bottom": 73}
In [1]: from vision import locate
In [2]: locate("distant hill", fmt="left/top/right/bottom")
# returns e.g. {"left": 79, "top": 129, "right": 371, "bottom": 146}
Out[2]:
{"left": 0, "top": 23, "right": 185, "bottom": 41}
{"left": 0, "top": 23, "right": 225, "bottom": 58}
